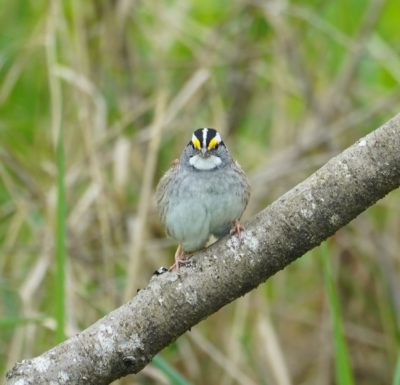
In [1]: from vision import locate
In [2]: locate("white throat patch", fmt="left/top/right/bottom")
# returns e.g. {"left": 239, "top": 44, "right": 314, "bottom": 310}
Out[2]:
{"left": 189, "top": 154, "right": 222, "bottom": 170}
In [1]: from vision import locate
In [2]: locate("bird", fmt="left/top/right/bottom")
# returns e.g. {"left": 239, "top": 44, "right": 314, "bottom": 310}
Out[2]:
{"left": 156, "top": 128, "right": 250, "bottom": 271}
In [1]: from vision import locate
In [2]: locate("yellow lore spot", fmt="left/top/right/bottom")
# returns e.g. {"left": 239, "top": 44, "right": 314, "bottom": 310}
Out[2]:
{"left": 192, "top": 136, "right": 201, "bottom": 150}
{"left": 208, "top": 137, "right": 219, "bottom": 150}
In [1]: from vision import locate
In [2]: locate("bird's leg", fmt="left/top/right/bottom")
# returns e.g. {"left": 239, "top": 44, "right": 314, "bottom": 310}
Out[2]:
{"left": 169, "top": 244, "right": 189, "bottom": 272}
{"left": 230, "top": 219, "right": 245, "bottom": 238}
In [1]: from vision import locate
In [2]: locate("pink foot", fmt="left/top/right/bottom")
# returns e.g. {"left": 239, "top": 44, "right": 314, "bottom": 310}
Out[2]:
{"left": 169, "top": 244, "right": 189, "bottom": 272}
{"left": 230, "top": 219, "right": 245, "bottom": 238}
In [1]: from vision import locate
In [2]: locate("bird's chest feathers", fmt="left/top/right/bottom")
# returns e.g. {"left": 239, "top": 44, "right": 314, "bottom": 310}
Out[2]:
{"left": 179, "top": 167, "right": 237, "bottom": 208}
{"left": 189, "top": 155, "right": 221, "bottom": 170}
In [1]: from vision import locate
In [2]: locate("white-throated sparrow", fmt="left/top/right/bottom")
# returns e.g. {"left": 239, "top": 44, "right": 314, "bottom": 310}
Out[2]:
{"left": 156, "top": 128, "right": 250, "bottom": 271}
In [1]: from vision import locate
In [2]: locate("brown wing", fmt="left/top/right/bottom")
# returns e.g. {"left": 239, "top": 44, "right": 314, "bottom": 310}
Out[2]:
{"left": 233, "top": 160, "right": 251, "bottom": 211}
{"left": 155, "top": 159, "right": 180, "bottom": 224}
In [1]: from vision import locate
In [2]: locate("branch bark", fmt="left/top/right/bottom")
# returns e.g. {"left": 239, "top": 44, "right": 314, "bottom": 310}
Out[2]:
{"left": 6, "top": 113, "right": 400, "bottom": 385}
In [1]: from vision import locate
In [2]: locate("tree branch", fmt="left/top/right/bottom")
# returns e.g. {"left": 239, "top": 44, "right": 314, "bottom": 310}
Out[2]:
{"left": 6, "top": 113, "right": 400, "bottom": 385}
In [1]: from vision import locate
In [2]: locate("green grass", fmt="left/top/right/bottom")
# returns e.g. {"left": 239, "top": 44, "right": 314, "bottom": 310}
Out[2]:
{"left": 152, "top": 355, "right": 194, "bottom": 385}
{"left": 46, "top": 5, "right": 66, "bottom": 343}
{"left": 394, "top": 352, "right": 400, "bottom": 385}
{"left": 54, "top": 120, "right": 66, "bottom": 343}
{"left": 321, "top": 241, "right": 355, "bottom": 385}
{"left": 1, "top": 0, "right": 400, "bottom": 383}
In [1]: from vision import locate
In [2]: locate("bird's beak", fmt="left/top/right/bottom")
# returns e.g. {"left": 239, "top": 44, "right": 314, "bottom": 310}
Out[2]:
{"left": 201, "top": 147, "right": 207, "bottom": 156}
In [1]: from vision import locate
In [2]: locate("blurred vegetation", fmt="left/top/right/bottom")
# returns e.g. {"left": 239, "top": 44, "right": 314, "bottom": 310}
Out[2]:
{"left": 1, "top": 0, "right": 399, "bottom": 384}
